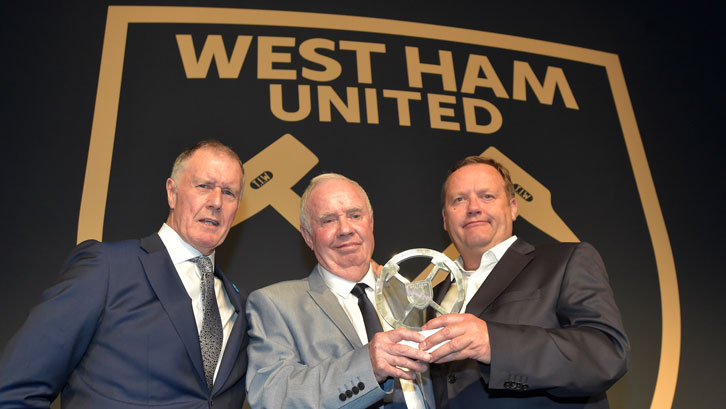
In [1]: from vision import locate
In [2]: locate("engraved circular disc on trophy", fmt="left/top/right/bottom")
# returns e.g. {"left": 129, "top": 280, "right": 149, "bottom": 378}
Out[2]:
{"left": 375, "top": 248, "right": 465, "bottom": 330}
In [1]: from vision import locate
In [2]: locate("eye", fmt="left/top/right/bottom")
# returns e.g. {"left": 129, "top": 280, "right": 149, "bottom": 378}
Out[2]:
{"left": 197, "top": 184, "right": 211, "bottom": 189}
{"left": 222, "top": 188, "right": 236, "bottom": 198}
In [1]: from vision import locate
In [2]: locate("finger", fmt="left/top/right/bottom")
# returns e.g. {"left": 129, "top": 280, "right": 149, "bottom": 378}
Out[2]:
{"left": 419, "top": 324, "right": 465, "bottom": 351}
{"left": 385, "top": 366, "right": 419, "bottom": 381}
{"left": 385, "top": 328, "right": 426, "bottom": 343}
{"left": 430, "top": 350, "right": 461, "bottom": 364}
{"left": 421, "top": 313, "right": 462, "bottom": 330}
{"left": 388, "top": 342, "right": 432, "bottom": 362}
{"left": 372, "top": 354, "right": 428, "bottom": 381}
{"left": 428, "top": 336, "right": 467, "bottom": 363}
{"left": 371, "top": 259, "right": 382, "bottom": 275}
{"left": 385, "top": 355, "right": 430, "bottom": 374}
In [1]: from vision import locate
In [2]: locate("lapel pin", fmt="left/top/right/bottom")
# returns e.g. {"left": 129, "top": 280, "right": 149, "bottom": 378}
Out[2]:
{"left": 232, "top": 283, "right": 240, "bottom": 293}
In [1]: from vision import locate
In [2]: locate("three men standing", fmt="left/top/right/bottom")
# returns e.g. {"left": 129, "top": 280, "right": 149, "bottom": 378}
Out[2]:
{"left": 0, "top": 147, "right": 628, "bottom": 409}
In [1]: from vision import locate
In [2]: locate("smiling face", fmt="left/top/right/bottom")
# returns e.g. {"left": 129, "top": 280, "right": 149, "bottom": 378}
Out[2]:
{"left": 301, "top": 178, "right": 374, "bottom": 282}
{"left": 165, "top": 147, "right": 244, "bottom": 255}
{"left": 442, "top": 163, "right": 517, "bottom": 270}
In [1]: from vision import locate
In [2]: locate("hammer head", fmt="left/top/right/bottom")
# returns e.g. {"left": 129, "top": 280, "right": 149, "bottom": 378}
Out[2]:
{"left": 232, "top": 133, "right": 318, "bottom": 227}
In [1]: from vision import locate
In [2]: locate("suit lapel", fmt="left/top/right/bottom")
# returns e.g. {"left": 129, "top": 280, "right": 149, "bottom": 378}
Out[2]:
{"left": 139, "top": 234, "right": 207, "bottom": 390}
{"left": 213, "top": 268, "right": 245, "bottom": 394}
{"left": 464, "top": 239, "right": 535, "bottom": 317}
{"left": 307, "top": 266, "right": 363, "bottom": 349}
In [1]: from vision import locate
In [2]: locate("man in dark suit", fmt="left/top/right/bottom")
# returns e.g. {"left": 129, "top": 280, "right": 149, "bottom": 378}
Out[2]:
{"left": 0, "top": 140, "right": 248, "bottom": 408}
{"left": 419, "top": 156, "right": 630, "bottom": 408}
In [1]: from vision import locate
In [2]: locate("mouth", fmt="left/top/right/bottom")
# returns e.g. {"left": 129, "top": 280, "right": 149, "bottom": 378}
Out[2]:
{"left": 336, "top": 242, "right": 362, "bottom": 250}
{"left": 199, "top": 218, "right": 220, "bottom": 227}
{"left": 463, "top": 220, "right": 488, "bottom": 229}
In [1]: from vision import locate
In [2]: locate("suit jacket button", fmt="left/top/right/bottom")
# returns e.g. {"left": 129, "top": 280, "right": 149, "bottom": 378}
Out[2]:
{"left": 522, "top": 384, "right": 529, "bottom": 391}
{"left": 448, "top": 374, "right": 456, "bottom": 384}
{"left": 339, "top": 393, "right": 347, "bottom": 401}
{"left": 346, "top": 389, "right": 353, "bottom": 398}
{"left": 358, "top": 382, "right": 365, "bottom": 390}
{"left": 504, "top": 381, "right": 512, "bottom": 389}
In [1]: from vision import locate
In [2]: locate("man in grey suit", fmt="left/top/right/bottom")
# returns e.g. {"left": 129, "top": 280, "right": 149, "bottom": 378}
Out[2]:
{"left": 246, "top": 174, "right": 433, "bottom": 409}
{"left": 419, "top": 156, "right": 630, "bottom": 408}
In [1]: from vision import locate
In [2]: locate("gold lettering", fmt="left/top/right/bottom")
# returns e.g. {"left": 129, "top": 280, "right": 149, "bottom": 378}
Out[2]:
{"left": 512, "top": 61, "right": 578, "bottom": 109}
{"left": 318, "top": 86, "right": 361, "bottom": 123}
{"left": 269, "top": 84, "right": 311, "bottom": 121}
{"left": 463, "top": 97, "right": 502, "bottom": 134}
{"left": 339, "top": 41, "right": 387, "bottom": 84}
{"left": 364, "top": 88, "right": 380, "bottom": 124}
{"left": 258, "top": 37, "right": 297, "bottom": 80}
{"left": 428, "top": 93, "right": 460, "bottom": 131}
{"left": 460, "top": 55, "right": 509, "bottom": 98}
{"left": 382, "top": 89, "right": 422, "bottom": 126}
{"left": 300, "top": 38, "right": 342, "bottom": 82}
{"left": 405, "top": 46, "right": 457, "bottom": 92}
{"left": 175, "top": 34, "right": 252, "bottom": 79}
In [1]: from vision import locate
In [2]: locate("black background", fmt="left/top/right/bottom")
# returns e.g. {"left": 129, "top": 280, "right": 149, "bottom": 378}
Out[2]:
{"left": 0, "top": 1, "right": 722, "bottom": 408}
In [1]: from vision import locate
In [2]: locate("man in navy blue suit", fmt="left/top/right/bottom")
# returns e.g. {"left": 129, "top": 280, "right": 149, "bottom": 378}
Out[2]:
{"left": 0, "top": 140, "right": 248, "bottom": 408}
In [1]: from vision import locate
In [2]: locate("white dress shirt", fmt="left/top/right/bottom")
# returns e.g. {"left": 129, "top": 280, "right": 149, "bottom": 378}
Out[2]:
{"left": 457, "top": 235, "right": 518, "bottom": 313}
{"left": 319, "top": 265, "right": 434, "bottom": 409}
{"left": 158, "top": 223, "right": 237, "bottom": 381}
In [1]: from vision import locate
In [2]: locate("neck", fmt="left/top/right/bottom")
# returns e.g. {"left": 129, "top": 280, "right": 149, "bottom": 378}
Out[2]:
{"left": 325, "top": 263, "right": 369, "bottom": 283}
{"left": 460, "top": 247, "right": 489, "bottom": 271}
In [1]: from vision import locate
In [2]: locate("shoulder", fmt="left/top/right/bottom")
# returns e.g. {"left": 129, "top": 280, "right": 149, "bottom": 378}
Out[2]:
{"left": 72, "top": 237, "right": 144, "bottom": 254}
{"left": 249, "top": 277, "right": 311, "bottom": 301}
{"left": 527, "top": 241, "right": 607, "bottom": 276}
{"left": 246, "top": 277, "right": 317, "bottom": 319}
{"left": 529, "top": 240, "right": 598, "bottom": 257}
{"left": 61, "top": 238, "right": 143, "bottom": 267}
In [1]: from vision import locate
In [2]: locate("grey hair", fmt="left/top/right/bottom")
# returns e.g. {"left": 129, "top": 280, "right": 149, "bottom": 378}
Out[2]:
{"left": 299, "top": 173, "right": 373, "bottom": 234}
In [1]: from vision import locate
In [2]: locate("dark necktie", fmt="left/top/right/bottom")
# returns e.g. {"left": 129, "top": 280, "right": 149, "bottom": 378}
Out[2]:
{"left": 351, "top": 283, "right": 408, "bottom": 408}
{"left": 350, "top": 283, "right": 383, "bottom": 342}
{"left": 191, "top": 256, "right": 223, "bottom": 391}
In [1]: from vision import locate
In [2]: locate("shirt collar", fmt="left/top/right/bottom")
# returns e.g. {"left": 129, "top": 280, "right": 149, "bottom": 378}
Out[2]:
{"left": 158, "top": 223, "right": 216, "bottom": 266}
{"left": 455, "top": 235, "right": 518, "bottom": 274}
{"left": 318, "top": 264, "right": 376, "bottom": 298}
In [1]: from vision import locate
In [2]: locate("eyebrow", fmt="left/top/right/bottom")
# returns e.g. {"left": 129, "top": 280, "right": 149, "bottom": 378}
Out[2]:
{"left": 317, "top": 206, "right": 364, "bottom": 219}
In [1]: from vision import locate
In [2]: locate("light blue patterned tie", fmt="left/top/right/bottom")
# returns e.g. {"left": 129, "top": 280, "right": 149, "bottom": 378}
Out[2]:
{"left": 191, "top": 256, "right": 223, "bottom": 391}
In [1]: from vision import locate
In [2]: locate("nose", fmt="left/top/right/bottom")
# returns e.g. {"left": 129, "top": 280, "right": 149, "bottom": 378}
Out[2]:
{"left": 466, "top": 194, "right": 481, "bottom": 216}
{"left": 337, "top": 217, "right": 353, "bottom": 236}
{"left": 207, "top": 188, "right": 223, "bottom": 209}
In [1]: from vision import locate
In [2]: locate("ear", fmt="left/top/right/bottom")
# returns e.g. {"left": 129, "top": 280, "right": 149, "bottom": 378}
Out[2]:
{"left": 301, "top": 227, "right": 314, "bottom": 250}
{"left": 166, "top": 178, "right": 177, "bottom": 209}
{"left": 442, "top": 208, "right": 448, "bottom": 231}
{"left": 509, "top": 196, "right": 518, "bottom": 221}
